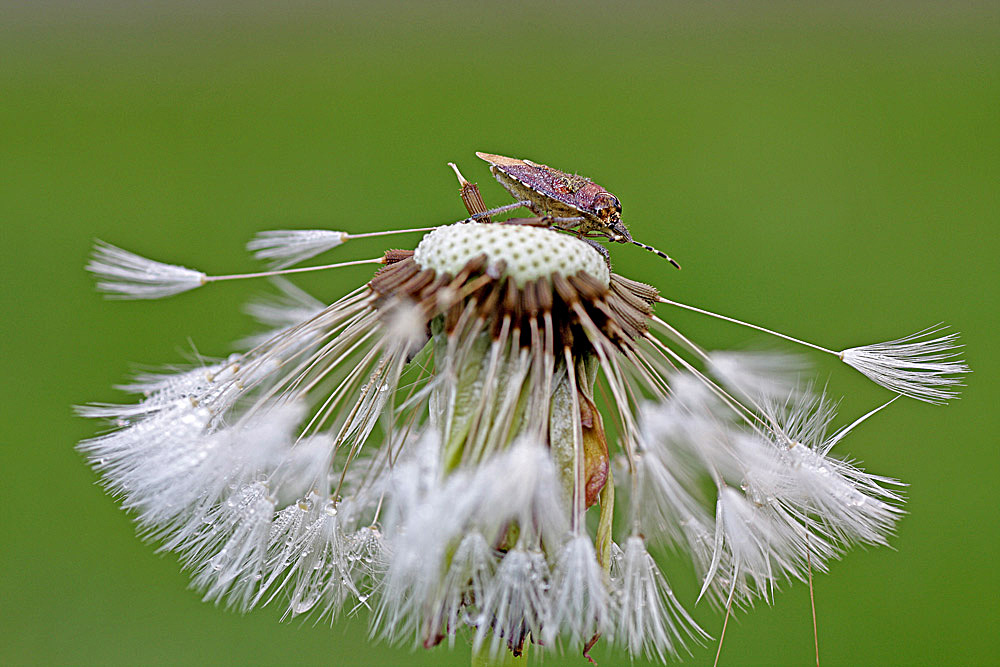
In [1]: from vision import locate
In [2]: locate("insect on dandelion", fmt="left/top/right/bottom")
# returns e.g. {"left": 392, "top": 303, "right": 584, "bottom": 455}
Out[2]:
{"left": 80, "top": 153, "right": 968, "bottom": 664}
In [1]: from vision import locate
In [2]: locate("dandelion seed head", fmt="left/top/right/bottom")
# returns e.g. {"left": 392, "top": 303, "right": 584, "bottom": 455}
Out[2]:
{"left": 80, "top": 165, "right": 964, "bottom": 663}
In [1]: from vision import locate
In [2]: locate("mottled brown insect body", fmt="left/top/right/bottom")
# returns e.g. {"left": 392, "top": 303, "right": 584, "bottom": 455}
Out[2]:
{"left": 476, "top": 152, "right": 632, "bottom": 243}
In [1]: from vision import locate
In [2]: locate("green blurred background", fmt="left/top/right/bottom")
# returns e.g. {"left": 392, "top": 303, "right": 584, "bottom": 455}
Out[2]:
{"left": 2, "top": 2, "right": 997, "bottom": 665}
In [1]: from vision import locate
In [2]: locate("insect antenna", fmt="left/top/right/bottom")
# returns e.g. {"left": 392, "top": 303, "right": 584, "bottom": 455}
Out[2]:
{"left": 629, "top": 238, "right": 681, "bottom": 269}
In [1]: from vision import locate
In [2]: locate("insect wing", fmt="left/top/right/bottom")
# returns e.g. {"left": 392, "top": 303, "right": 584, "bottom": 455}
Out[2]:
{"left": 476, "top": 152, "right": 614, "bottom": 216}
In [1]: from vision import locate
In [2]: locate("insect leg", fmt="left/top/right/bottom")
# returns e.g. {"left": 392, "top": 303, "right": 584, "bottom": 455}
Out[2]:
{"left": 583, "top": 238, "right": 611, "bottom": 264}
{"left": 549, "top": 216, "right": 585, "bottom": 226}
{"left": 537, "top": 215, "right": 588, "bottom": 234}
{"left": 498, "top": 216, "right": 553, "bottom": 228}
{"left": 498, "top": 215, "right": 584, "bottom": 230}
{"left": 448, "top": 162, "right": 490, "bottom": 220}
{"left": 465, "top": 200, "right": 535, "bottom": 221}
{"left": 447, "top": 162, "right": 532, "bottom": 221}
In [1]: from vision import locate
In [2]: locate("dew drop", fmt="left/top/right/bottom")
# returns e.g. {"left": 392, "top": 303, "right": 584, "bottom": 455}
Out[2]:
{"left": 293, "top": 597, "right": 317, "bottom": 614}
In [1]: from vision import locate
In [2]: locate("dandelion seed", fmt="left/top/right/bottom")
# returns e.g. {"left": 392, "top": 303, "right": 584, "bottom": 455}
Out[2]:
{"left": 88, "top": 240, "right": 206, "bottom": 299}
{"left": 708, "top": 350, "right": 805, "bottom": 402}
{"left": 613, "top": 536, "right": 707, "bottom": 662}
{"left": 840, "top": 325, "right": 969, "bottom": 403}
{"left": 80, "top": 156, "right": 967, "bottom": 663}
{"left": 88, "top": 241, "right": 386, "bottom": 300}
{"left": 240, "top": 278, "right": 327, "bottom": 348}
{"left": 247, "top": 229, "right": 349, "bottom": 268}
{"left": 474, "top": 547, "right": 551, "bottom": 658}
{"left": 248, "top": 225, "right": 441, "bottom": 268}
{"left": 544, "top": 535, "right": 611, "bottom": 648}
{"left": 658, "top": 298, "right": 968, "bottom": 403}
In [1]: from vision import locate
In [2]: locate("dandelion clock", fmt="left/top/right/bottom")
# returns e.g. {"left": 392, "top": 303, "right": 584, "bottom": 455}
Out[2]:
{"left": 80, "top": 155, "right": 967, "bottom": 664}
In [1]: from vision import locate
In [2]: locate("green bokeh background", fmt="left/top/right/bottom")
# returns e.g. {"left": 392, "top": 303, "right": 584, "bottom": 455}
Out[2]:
{"left": 2, "top": 2, "right": 997, "bottom": 665}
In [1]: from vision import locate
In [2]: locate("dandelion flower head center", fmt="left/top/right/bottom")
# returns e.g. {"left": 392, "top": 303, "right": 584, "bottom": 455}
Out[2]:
{"left": 413, "top": 222, "right": 610, "bottom": 287}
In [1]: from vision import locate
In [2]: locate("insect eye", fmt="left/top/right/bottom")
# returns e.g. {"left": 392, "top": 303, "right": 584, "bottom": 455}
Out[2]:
{"left": 596, "top": 193, "right": 621, "bottom": 215}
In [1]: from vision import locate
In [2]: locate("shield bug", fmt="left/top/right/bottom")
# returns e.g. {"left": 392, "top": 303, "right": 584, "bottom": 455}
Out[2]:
{"left": 476, "top": 152, "right": 680, "bottom": 268}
